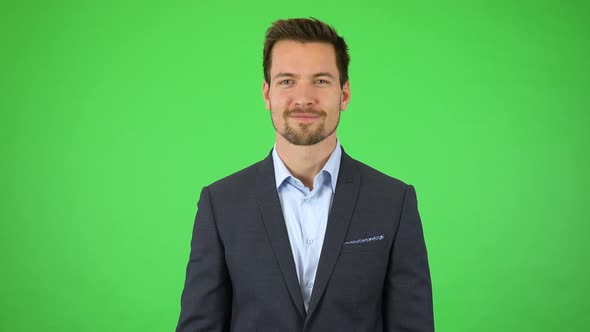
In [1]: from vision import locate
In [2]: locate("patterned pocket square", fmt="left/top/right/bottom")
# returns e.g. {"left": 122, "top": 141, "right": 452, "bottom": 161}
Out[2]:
{"left": 344, "top": 235, "right": 384, "bottom": 245}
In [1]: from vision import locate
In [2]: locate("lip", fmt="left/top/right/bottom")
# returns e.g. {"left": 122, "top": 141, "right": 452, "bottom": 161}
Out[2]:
{"left": 289, "top": 113, "right": 321, "bottom": 122}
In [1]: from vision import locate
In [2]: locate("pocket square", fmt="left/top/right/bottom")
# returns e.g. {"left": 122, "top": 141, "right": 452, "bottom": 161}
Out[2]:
{"left": 344, "top": 235, "right": 384, "bottom": 245}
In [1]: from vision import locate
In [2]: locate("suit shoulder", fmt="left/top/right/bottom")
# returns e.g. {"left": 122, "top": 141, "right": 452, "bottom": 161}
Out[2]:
{"left": 204, "top": 158, "right": 265, "bottom": 193}
{"left": 351, "top": 157, "right": 410, "bottom": 191}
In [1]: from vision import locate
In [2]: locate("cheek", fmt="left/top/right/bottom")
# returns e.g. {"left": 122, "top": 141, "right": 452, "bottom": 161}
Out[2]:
{"left": 269, "top": 97, "right": 289, "bottom": 115}
{"left": 320, "top": 100, "right": 341, "bottom": 114}
{"left": 270, "top": 94, "right": 288, "bottom": 108}
{"left": 270, "top": 107, "right": 284, "bottom": 123}
{"left": 320, "top": 91, "right": 341, "bottom": 106}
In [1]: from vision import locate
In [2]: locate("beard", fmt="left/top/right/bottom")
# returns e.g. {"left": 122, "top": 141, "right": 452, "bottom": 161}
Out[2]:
{"left": 271, "top": 106, "right": 339, "bottom": 146}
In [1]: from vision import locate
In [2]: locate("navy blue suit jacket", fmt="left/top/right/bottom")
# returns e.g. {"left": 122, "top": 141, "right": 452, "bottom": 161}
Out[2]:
{"left": 176, "top": 149, "right": 434, "bottom": 331}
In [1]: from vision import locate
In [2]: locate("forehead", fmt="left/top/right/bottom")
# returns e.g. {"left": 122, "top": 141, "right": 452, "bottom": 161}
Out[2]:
{"left": 270, "top": 40, "right": 338, "bottom": 75}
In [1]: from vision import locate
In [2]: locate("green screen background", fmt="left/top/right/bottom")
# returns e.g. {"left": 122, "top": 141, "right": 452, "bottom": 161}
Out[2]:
{"left": 1, "top": 1, "right": 589, "bottom": 331}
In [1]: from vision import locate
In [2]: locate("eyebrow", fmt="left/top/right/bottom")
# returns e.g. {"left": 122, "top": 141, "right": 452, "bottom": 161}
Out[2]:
{"left": 273, "top": 72, "right": 336, "bottom": 80}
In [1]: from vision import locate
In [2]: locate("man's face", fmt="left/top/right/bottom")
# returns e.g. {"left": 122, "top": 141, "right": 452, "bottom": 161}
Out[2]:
{"left": 263, "top": 40, "right": 351, "bottom": 146}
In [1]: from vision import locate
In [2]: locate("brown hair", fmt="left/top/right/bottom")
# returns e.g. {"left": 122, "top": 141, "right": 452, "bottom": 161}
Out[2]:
{"left": 263, "top": 17, "right": 350, "bottom": 88}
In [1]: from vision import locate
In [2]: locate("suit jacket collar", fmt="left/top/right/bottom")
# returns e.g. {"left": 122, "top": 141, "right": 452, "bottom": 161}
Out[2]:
{"left": 255, "top": 147, "right": 361, "bottom": 321}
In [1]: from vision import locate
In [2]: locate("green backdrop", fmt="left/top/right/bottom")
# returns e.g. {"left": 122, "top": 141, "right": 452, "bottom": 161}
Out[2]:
{"left": 1, "top": 1, "right": 589, "bottom": 331}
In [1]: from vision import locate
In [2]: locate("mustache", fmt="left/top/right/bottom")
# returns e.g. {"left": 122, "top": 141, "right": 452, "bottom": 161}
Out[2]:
{"left": 284, "top": 108, "right": 326, "bottom": 117}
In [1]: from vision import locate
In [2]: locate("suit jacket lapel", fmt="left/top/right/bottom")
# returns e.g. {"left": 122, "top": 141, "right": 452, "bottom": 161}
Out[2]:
{"left": 305, "top": 150, "right": 360, "bottom": 320}
{"left": 255, "top": 152, "right": 306, "bottom": 318}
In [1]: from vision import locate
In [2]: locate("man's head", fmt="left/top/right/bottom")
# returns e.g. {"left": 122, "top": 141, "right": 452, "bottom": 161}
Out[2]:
{"left": 263, "top": 18, "right": 350, "bottom": 89}
{"left": 262, "top": 18, "right": 351, "bottom": 146}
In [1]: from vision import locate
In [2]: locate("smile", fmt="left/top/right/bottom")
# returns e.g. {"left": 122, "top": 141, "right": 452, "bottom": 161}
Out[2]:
{"left": 289, "top": 113, "right": 321, "bottom": 123}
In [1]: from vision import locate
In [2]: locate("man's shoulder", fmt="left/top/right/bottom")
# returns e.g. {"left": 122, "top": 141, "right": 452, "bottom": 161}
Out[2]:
{"left": 205, "top": 156, "right": 267, "bottom": 192}
{"left": 348, "top": 155, "right": 410, "bottom": 191}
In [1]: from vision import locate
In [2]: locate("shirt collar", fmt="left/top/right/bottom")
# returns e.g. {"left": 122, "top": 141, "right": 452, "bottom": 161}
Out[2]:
{"left": 272, "top": 139, "right": 342, "bottom": 193}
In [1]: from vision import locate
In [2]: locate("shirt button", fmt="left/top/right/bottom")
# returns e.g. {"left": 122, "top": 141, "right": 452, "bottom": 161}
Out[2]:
{"left": 304, "top": 197, "right": 310, "bottom": 202}
{"left": 307, "top": 239, "right": 313, "bottom": 245}
{"left": 306, "top": 282, "right": 314, "bottom": 288}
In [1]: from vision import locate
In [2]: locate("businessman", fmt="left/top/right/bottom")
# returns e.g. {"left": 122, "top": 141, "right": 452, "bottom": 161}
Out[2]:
{"left": 176, "top": 17, "right": 434, "bottom": 331}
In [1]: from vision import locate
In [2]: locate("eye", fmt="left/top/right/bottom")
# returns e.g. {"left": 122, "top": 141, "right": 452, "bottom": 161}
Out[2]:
{"left": 316, "top": 79, "right": 329, "bottom": 85}
{"left": 279, "top": 79, "right": 293, "bottom": 86}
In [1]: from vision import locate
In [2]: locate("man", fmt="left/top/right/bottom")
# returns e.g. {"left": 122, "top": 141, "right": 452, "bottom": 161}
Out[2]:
{"left": 176, "top": 17, "right": 434, "bottom": 332}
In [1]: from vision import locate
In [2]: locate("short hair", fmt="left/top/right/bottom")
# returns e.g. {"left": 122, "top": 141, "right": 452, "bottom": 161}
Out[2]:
{"left": 263, "top": 17, "right": 350, "bottom": 88}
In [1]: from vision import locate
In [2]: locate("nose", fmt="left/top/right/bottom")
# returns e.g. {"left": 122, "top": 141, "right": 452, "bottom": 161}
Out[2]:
{"left": 293, "top": 84, "right": 316, "bottom": 108}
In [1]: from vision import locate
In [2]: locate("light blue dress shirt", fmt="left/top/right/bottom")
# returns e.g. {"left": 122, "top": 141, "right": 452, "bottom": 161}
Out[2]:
{"left": 272, "top": 141, "right": 342, "bottom": 312}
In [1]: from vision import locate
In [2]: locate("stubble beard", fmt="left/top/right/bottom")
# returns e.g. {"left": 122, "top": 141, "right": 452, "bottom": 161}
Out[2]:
{"left": 271, "top": 107, "right": 340, "bottom": 146}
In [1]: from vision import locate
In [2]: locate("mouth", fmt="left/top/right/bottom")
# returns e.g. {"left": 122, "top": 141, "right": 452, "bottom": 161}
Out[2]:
{"left": 288, "top": 112, "right": 322, "bottom": 123}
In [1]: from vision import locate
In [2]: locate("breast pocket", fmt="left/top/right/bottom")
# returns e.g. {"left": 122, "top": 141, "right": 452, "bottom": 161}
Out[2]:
{"left": 340, "top": 237, "right": 387, "bottom": 254}
{"left": 330, "top": 236, "right": 389, "bottom": 305}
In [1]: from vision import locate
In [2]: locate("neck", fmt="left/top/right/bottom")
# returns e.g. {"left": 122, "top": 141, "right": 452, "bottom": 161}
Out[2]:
{"left": 275, "top": 132, "right": 337, "bottom": 190}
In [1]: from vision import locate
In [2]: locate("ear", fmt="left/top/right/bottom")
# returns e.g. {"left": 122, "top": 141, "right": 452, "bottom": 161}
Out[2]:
{"left": 340, "top": 80, "right": 351, "bottom": 111}
{"left": 262, "top": 80, "right": 271, "bottom": 110}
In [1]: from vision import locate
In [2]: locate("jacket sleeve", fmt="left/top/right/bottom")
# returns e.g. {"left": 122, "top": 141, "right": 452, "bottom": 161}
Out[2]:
{"left": 176, "top": 186, "right": 232, "bottom": 332}
{"left": 383, "top": 184, "right": 434, "bottom": 331}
